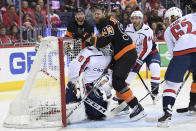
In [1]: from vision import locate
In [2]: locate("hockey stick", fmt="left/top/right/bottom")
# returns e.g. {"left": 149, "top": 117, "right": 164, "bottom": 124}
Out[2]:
{"left": 66, "top": 70, "right": 107, "bottom": 119}
{"left": 107, "top": 85, "right": 160, "bottom": 117}
{"left": 145, "top": 71, "right": 191, "bottom": 122}
{"left": 137, "top": 72, "right": 155, "bottom": 101}
{"left": 84, "top": 97, "right": 108, "bottom": 115}
{"left": 176, "top": 71, "right": 191, "bottom": 113}
{"left": 40, "top": 69, "right": 109, "bottom": 117}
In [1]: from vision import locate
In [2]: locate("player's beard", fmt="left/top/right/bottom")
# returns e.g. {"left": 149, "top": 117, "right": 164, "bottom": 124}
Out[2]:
{"left": 76, "top": 17, "right": 85, "bottom": 23}
{"left": 95, "top": 16, "right": 105, "bottom": 24}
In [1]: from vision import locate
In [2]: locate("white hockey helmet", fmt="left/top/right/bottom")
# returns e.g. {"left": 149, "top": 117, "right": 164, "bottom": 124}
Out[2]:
{"left": 130, "top": 10, "right": 143, "bottom": 19}
{"left": 164, "top": 7, "right": 182, "bottom": 21}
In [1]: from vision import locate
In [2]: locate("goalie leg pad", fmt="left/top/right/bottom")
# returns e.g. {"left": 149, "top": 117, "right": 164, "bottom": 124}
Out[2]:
{"left": 84, "top": 85, "right": 108, "bottom": 120}
{"left": 66, "top": 84, "right": 80, "bottom": 104}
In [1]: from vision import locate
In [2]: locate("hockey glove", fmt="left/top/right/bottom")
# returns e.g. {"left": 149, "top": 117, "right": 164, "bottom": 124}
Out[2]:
{"left": 81, "top": 32, "right": 91, "bottom": 42}
{"left": 133, "top": 58, "right": 144, "bottom": 73}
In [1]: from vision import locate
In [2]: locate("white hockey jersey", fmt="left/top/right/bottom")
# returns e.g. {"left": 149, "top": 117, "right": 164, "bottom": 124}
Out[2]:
{"left": 125, "top": 24, "right": 157, "bottom": 60}
{"left": 68, "top": 46, "right": 112, "bottom": 84}
{"left": 164, "top": 13, "right": 196, "bottom": 56}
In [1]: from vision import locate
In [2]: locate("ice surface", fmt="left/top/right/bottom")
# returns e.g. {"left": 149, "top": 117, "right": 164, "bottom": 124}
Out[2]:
{"left": 1, "top": 79, "right": 196, "bottom": 131}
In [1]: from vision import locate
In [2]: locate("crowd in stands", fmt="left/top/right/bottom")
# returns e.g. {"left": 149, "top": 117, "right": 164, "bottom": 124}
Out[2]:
{"left": 0, "top": 0, "right": 186, "bottom": 46}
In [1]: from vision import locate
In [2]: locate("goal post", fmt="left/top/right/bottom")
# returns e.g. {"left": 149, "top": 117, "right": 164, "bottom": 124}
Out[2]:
{"left": 3, "top": 36, "right": 82, "bottom": 128}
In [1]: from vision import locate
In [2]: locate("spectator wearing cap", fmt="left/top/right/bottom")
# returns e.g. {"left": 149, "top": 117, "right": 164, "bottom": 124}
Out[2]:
{"left": 47, "top": 6, "right": 62, "bottom": 28}
{"left": 66, "top": 7, "right": 94, "bottom": 48}
{"left": 0, "top": 25, "right": 12, "bottom": 45}
{"left": 22, "top": 1, "right": 34, "bottom": 17}
{"left": 34, "top": 4, "right": 46, "bottom": 27}
{"left": 121, "top": 0, "right": 138, "bottom": 10}
{"left": 3, "top": 5, "right": 19, "bottom": 28}
{"left": 9, "top": 24, "right": 20, "bottom": 43}
{"left": 110, "top": 0, "right": 121, "bottom": 11}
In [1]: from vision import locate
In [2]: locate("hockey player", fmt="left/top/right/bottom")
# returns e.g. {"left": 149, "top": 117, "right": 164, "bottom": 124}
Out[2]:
{"left": 67, "top": 44, "right": 113, "bottom": 121}
{"left": 158, "top": 4, "right": 196, "bottom": 127}
{"left": 90, "top": 2, "right": 146, "bottom": 121}
{"left": 125, "top": 11, "right": 161, "bottom": 102}
{"left": 66, "top": 7, "right": 94, "bottom": 48}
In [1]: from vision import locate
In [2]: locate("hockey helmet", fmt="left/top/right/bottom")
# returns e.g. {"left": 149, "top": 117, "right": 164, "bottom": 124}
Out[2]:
{"left": 75, "top": 7, "right": 85, "bottom": 14}
{"left": 164, "top": 7, "right": 182, "bottom": 21}
{"left": 130, "top": 10, "right": 143, "bottom": 19}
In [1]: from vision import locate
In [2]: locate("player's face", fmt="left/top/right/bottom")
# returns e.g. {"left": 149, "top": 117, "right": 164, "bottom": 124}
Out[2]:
{"left": 94, "top": 9, "right": 105, "bottom": 24}
{"left": 75, "top": 12, "right": 85, "bottom": 22}
{"left": 131, "top": 16, "right": 142, "bottom": 28}
{"left": 164, "top": 17, "right": 171, "bottom": 27}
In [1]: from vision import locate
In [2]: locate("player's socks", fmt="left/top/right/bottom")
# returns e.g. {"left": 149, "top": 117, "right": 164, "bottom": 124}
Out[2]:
{"left": 151, "top": 82, "right": 159, "bottom": 103}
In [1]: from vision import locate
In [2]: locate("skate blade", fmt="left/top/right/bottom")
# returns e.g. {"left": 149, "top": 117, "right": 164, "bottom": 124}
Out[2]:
{"left": 130, "top": 111, "right": 147, "bottom": 122}
{"left": 187, "top": 111, "right": 196, "bottom": 116}
{"left": 153, "top": 95, "right": 161, "bottom": 105}
{"left": 157, "top": 121, "right": 171, "bottom": 128}
{"left": 117, "top": 110, "right": 130, "bottom": 116}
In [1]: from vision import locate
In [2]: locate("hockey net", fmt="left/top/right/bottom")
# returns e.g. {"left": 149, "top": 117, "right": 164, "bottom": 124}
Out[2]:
{"left": 3, "top": 36, "right": 82, "bottom": 128}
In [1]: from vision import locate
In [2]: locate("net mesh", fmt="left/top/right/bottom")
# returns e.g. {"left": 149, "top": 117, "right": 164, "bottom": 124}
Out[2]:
{"left": 3, "top": 37, "right": 82, "bottom": 128}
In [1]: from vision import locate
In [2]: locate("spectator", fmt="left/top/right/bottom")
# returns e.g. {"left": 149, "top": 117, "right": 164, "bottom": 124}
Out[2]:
{"left": 121, "top": 0, "right": 138, "bottom": 10}
{"left": 85, "top": 2, "right": 95, "bottom": 25}
{"left": 22, "top": 1, "right": 34, "bottom": 16}
{"left": 37, "top": 0, "right": 47, "bottom": 16}
{"left": 120, "top": 12, "right": 131, "bottom": 29}
{"left": 57, "top": 8, "right": 73, "bottom": 27}
{"left": 65, "top": 0, "right": 77, "bottom": 13}
{"left": 153, "top": 1, "right": 166, "bottom": 19}
{"left": 148, "top": 9, "right": 163, "bottom": 27}
{"left": 47, "top": 6, "right": 62, "bottom": 28}
{"left": 0, "top": 1, "right": 6, "bottom": 23}
{"left": 30, "top": 1, "right": 36, "bottom": 10}
{"left": 9, "top": 24, "right": 20, "bottom": 43}
{"left": 146, "top": 0, "right": 165, "bottom": 12}
{"left": 34, "top": 4, "right": 46, "bottom": 27}
{"left": 66, "top": 7, "right": 94, "bottom": 48}
{"left": 0, "top": 25, "right": 12, "bottom": 45}
{"left": 110, "top": 0, "right": 121, "bottom": 11}
{"left": 124, "top": 4, "right": 137, "bottom": 15}
{"left": 23, "top": 13, "right": 36, "bottom": 28}
{"left": 111, "top": 8, "right": 122, "bottom": 21}
{"left": 3, "top": 5, "right": 19, "bottom": 28}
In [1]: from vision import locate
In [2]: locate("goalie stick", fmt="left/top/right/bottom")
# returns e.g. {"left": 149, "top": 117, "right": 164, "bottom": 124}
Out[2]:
{"left": 40, "top": 68, "right": 109, "bottom": 119}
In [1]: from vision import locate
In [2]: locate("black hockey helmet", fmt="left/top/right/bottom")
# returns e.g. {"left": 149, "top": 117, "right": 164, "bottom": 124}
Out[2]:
{"left": 75, "top": 7, "right": 85, "bottom": 14}
{"left": 93, "top": 1, "right": 107, "bottom": 13}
